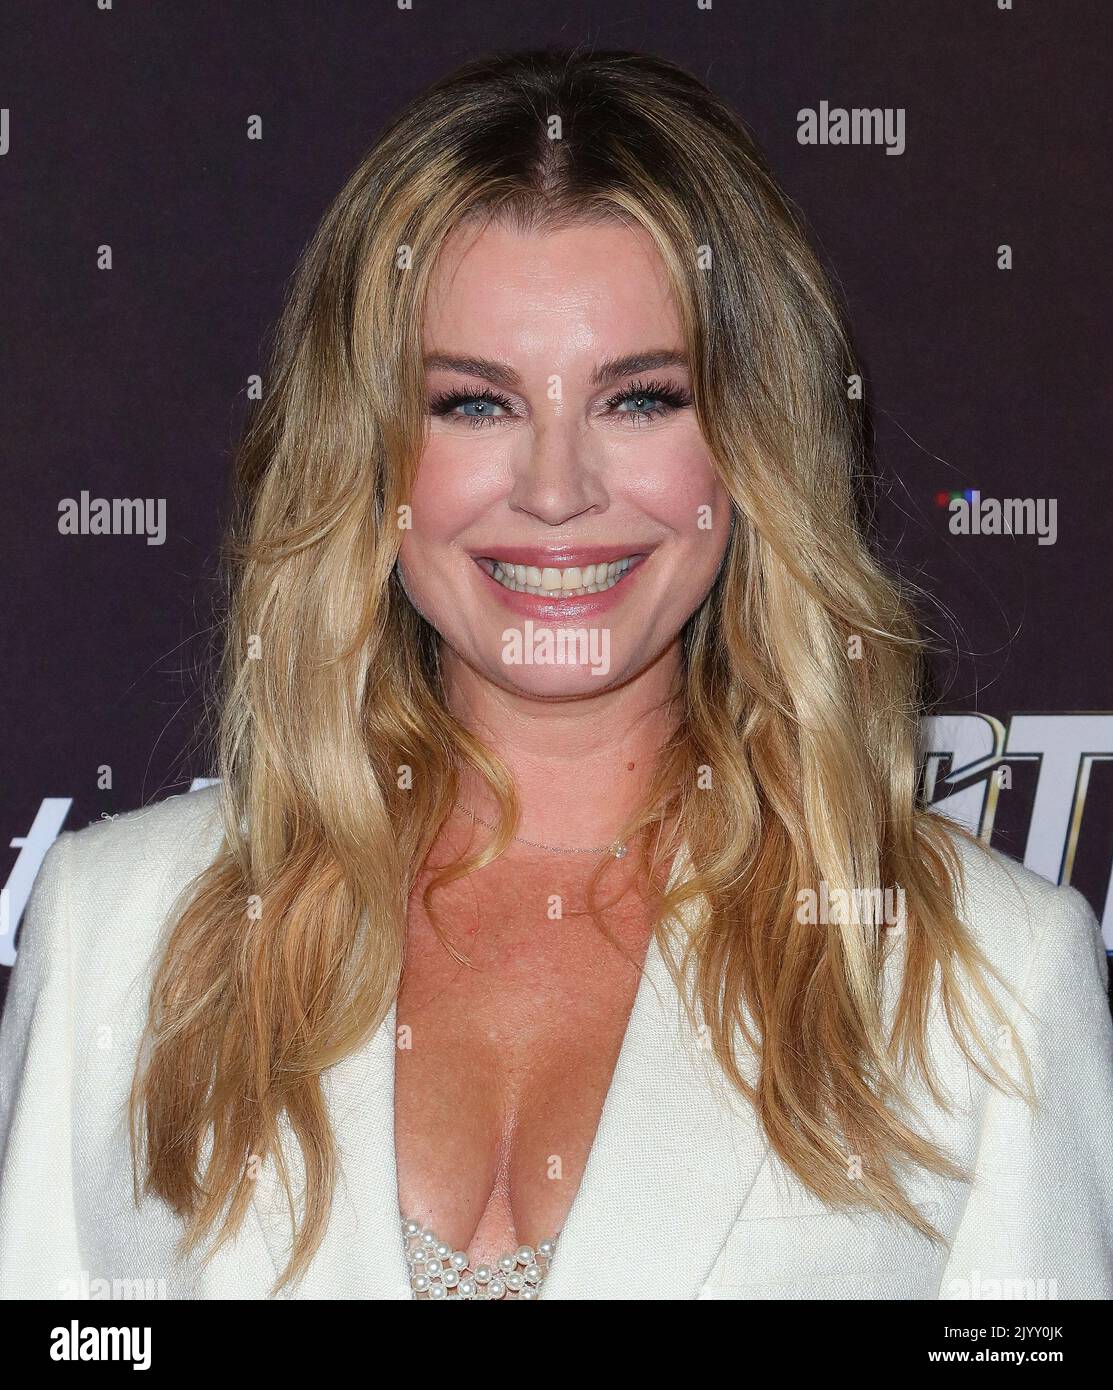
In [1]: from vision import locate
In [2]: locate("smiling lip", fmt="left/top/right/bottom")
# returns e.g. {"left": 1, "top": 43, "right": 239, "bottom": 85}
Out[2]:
{"left": 469, "top": 544, "right": 653, "bottom": 621}
{"left": 472, "top": 545, "right": 652, "bottom": 568}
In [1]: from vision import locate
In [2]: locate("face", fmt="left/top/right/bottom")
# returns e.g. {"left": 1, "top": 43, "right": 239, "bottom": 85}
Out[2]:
{"left": 397, "top": 217, "right": 732, "bottom": 698}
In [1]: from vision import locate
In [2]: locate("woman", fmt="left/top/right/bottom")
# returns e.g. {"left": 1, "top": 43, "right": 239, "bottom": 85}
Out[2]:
{"left": 2, "top": 49, "right": 1111, "bottom": 1302}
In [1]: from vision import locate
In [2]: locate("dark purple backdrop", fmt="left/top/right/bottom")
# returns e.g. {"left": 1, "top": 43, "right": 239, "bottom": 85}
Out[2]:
{"left": 2, "top": 0, "right": 1111, "bottom": 1005}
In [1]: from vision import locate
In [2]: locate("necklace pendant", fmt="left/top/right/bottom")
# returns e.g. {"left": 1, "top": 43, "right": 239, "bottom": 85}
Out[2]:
{"left": 610, "top": 841, "right": 627, "bottom": 859}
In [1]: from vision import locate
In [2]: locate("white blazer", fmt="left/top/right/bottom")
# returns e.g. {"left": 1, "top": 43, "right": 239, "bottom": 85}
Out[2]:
{"left": 1, "top": 784, "right": 1111, "bottom": 1300}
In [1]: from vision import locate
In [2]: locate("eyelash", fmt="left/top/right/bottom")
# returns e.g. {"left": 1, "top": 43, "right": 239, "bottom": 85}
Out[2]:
{"left": 427, "top": 377, "right": 693, "bottom": 429}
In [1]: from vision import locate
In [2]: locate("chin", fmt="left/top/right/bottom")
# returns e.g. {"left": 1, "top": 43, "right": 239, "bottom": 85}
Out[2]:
{"left": 487, "top": 661, "right": 626, "bottom": 700}
{"left": 469, "top": 613, "right": 627, "bottom": 693}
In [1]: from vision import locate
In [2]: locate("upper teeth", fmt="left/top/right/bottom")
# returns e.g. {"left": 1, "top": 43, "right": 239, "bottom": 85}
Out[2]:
{"left": 490, "top": 558, "right": 633, "bottom": 597}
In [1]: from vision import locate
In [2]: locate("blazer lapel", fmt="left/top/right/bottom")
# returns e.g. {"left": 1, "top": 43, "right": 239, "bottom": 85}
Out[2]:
{"left": 540, "top": 852, "right": 770, "bottom": 1300}
{"left": 251, "top": 996, "right": 411, "bottom": 1299}
{"left": 252, "top": 843, "right": 766, "bottom": 1301}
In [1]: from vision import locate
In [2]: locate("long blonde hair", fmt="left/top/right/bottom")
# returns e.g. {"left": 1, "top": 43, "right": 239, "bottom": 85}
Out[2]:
{"left": 131, "top": 48, "right": 1027, "bottom": 1293}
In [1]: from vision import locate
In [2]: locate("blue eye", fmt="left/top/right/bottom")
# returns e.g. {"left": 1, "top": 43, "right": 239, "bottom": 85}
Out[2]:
{"left": 458, "top": 398, "right": 507, "bottom": 420}
{"left": 615, "top": 392, "right": 662, "bottom": 414}
{"left": 428, "top": 377, "right": 693, "bottom": 429}
{"left": 604, "top": 378, "right": 693, "bottom": 424}
{"left": 429, "top": 387, "right": 515, "bottom": 428}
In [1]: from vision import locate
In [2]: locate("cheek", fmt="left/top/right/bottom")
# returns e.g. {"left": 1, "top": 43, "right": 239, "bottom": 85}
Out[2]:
{"left": 399, "top": 437, "right": 513, "bottom": 614}
{"left": 406, "top": 435, "right": 509, "bottom": 543}
{"left": 397, "top": 441, "right": 475, "bottom": 620}
{"left": 615, "top": 431, "right": 730, "bottom": 562}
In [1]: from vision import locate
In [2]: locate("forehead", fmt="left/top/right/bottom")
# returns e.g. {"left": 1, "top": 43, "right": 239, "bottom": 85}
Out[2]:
{"left": 422, "top": 217, "right": 682, "bottom": 366}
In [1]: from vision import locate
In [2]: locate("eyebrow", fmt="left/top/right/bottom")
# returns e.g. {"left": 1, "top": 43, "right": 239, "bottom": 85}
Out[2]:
{"left": 423, "top": 349, "right": 689, "bottom": 390}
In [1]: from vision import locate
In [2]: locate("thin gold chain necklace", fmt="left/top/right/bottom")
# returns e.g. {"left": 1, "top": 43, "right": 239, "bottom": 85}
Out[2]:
{"left": 454, "top": 802, "right": 628, "bottom": 859}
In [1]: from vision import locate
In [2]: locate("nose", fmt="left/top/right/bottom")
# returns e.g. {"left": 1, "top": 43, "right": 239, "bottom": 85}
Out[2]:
{"left": 506, "top": 415, "right": 608, "bottom": 526}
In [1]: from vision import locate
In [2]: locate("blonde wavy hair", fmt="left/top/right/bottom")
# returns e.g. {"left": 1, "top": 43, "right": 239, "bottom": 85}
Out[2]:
{"left": 131, "top": 48, "right": 1028, "bottom": 1294}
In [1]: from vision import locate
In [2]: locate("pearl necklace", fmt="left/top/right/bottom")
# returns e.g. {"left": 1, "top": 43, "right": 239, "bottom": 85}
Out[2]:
{"left": 402, "top": 1217, "right": 558, "bottom": 1299}
{"left": 455, "top": 803, "right": 628, "bottom": 859}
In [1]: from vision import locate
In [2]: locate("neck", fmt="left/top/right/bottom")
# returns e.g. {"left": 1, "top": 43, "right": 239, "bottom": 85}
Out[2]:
{"left": 442, "top": 641, "right": 683, "bottom": 852}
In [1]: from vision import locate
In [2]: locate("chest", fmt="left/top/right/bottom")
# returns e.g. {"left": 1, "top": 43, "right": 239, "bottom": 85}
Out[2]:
{"left": 393, "top": 856, "right": 655, "bottom": 1268}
